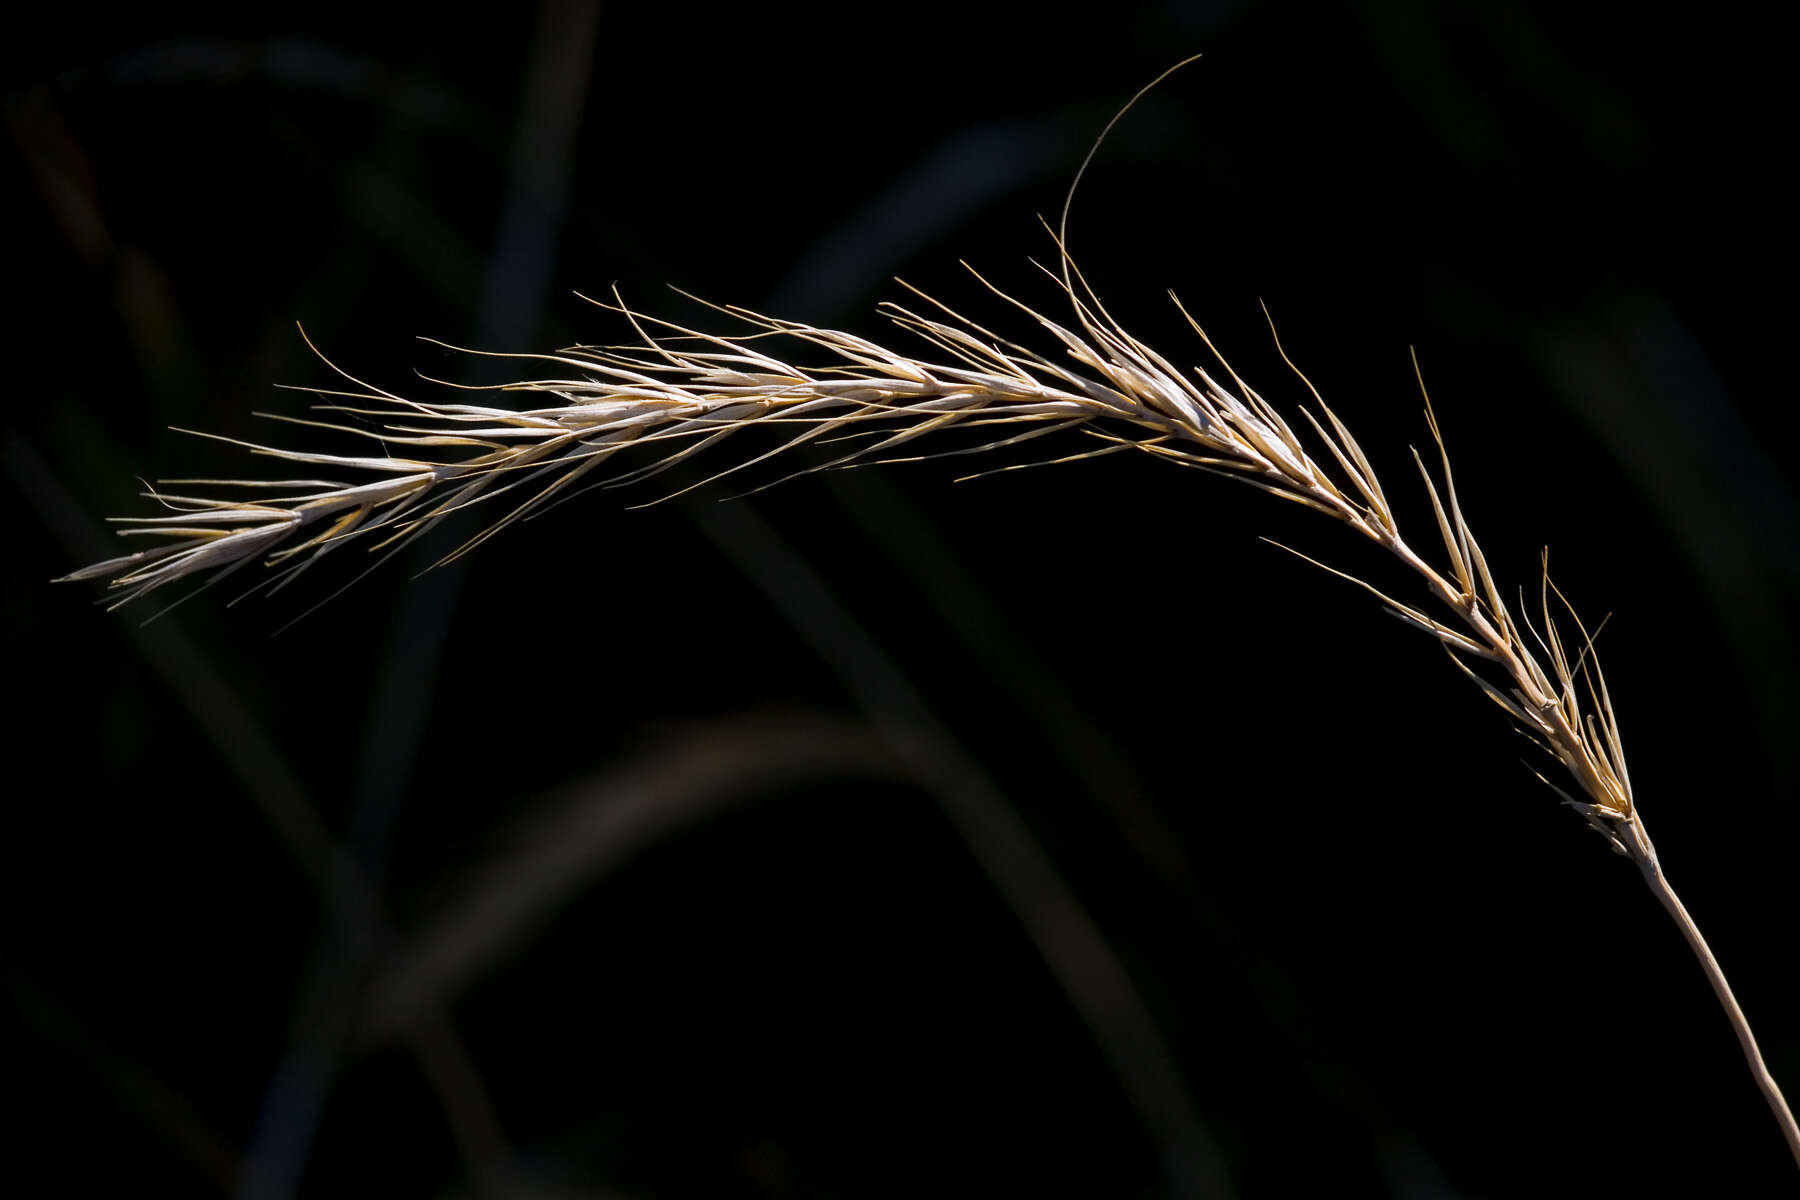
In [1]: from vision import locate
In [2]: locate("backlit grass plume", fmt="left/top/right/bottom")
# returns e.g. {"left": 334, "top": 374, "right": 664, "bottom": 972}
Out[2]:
{"left": 59, "top": 61, "right": 1799, "bottom": 1168}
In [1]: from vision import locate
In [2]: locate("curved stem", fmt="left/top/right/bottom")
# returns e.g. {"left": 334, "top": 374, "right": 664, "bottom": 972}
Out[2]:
{"left": 1624, "top": 819, "right": 1800, "bottom": 1167}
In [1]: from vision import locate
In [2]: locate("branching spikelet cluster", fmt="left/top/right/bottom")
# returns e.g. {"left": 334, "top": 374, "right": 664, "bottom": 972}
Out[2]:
{"left": 58, "top": 53, "right": 1800, "bottom": 1160}
{"left": 63, "top": 258, "right": 1643, "bottom": 857}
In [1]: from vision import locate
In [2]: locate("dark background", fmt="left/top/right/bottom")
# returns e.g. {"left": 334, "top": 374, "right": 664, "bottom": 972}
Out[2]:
{"left": 5, "top": 2, "right": 1796, "bottom": 1196}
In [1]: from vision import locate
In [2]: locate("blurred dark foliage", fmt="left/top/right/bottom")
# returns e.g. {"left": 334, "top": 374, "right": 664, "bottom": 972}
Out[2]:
{"left": 5, "top": 2, "right": 1796, "bottom": 1196}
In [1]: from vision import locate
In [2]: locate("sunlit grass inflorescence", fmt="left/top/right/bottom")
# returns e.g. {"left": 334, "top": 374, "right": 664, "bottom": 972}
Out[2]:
{"left": 57, "top": 57, "right": 1799, "bottom": 1165}
{"left": 63, "top": 259, "right": 1636, "bottom": 848}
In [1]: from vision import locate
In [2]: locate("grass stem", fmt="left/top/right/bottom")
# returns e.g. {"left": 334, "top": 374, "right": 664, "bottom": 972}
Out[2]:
{"left": 1624, "top": 817, "right": 1800, "bottom": 1164}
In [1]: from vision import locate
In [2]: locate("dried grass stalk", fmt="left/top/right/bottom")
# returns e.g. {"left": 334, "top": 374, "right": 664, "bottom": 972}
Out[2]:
{"left": 59, "top": 64, "right": 1799, "bottom": 1168}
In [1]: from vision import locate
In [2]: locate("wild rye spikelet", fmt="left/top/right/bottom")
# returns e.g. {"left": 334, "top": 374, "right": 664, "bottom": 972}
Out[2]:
{"left": 57, "top": 64, "right": 1799, "bottom": 1165}
{"left": 59, "top": 266, "right": 1640, "bottom": 849}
